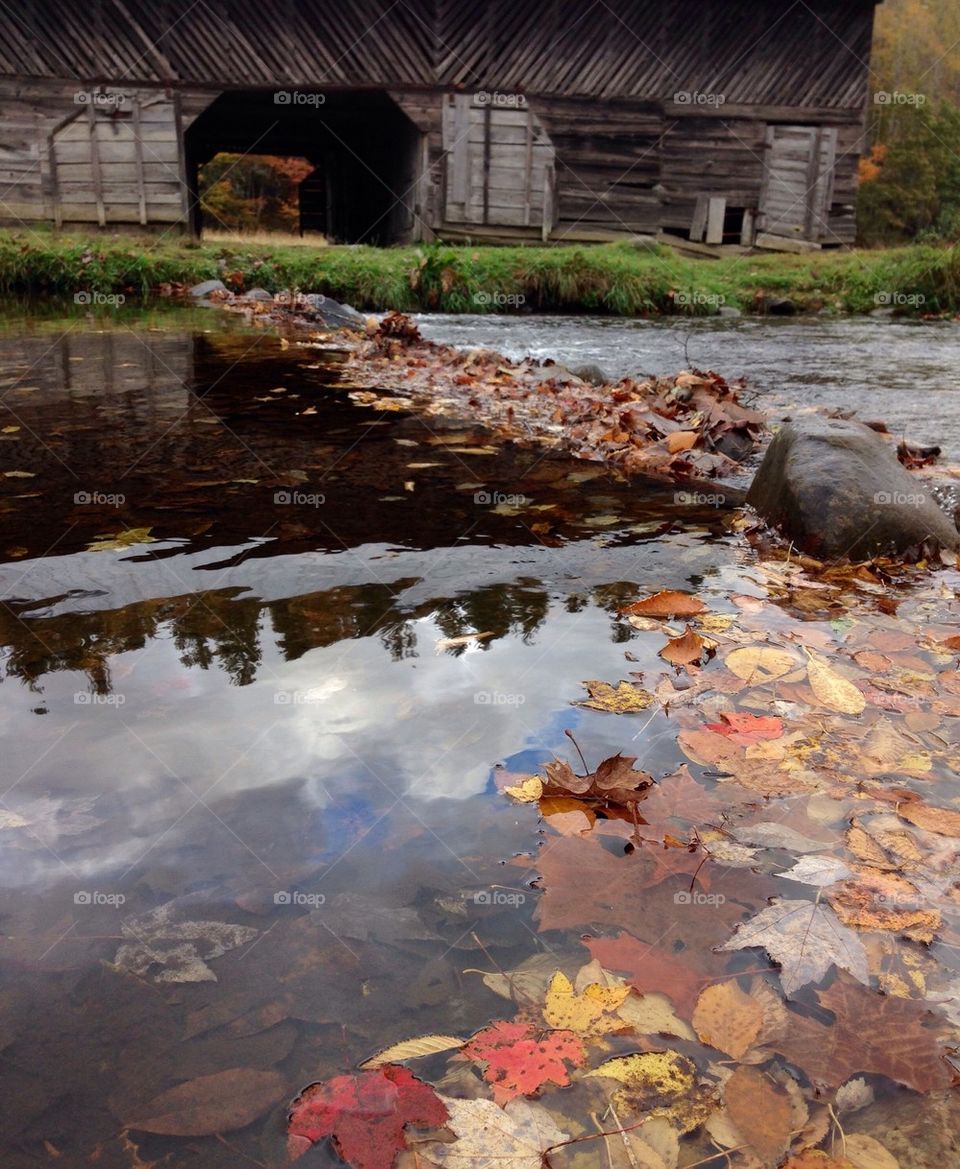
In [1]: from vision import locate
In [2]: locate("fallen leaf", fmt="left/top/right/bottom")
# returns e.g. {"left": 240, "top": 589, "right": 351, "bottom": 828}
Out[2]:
{"left": 659, "top": 626, "right": 708, "bottom": 667}
{"left": 87, "top": 527, "right": 157, "bottom": 552}
{"left": 840, "top": 1133, "right": 901, "bottom": 1169}
{"left": 719, "top": 899, "right": 869, "bottom": 997}
{"left": 434, "top": 631, "right": 493, "bottom": 654}
{"left": 586, "top": 1051, "right": 712, "bottom": 1131}
{"left": 360, "top": 1035, "right": 465, "bottom": 1069}
{"left": 692, "top": 981, "right": 765, "bottom": 1059}
{"left": 806, "top": 652, "right": 866, "bottom": 715}
{"left": 725, "top": 646, "right": 797, "bottom": 683}
{"left": 724, "top": 1066, "right": 793, "bottom": 1165}
{"left": 584, "top": 933, "right": 712, "bottom": 1017}
{"left": 129, "top": 1067, "right": 286, "bottom": 1136}
{"left": 540, "top": 753, "right": 654, "bottom": 807}
{"left": 461, "top": 1020, "right": 585, "bottom": 1104}
{"left": 899, "top": 800, "right": 960, "bottom": 838}
{"left": 419, "top": 1096, "right": 567, "bottom": 1169}
{"left": 826, "top": 868, "right": 940, "bottom": 942}
{"left": 621, "top": 591, "right": 706, "bottom": 619}
{"left": 774, "top": 975, "right": 951, "bottom": 1092}
{"left": 776, "top": 856, "right": 855, "bottom": 887}
{"left": 287, "top": 1065, "right": 448, "bottom": 1165}
{"left": 542, "top": 970, "right": 629, "bottom": 1033}
{"left": 503, "top": 776, "right": 543, "bottom": 803}
{"left": 575, "top": 679, "right": 655, "bottom": 713}
{"left": 667, "top": 430, "right": 698, "bottom": 453}
{"left": 704, "top": 711, "right": 783, "bottom": 742}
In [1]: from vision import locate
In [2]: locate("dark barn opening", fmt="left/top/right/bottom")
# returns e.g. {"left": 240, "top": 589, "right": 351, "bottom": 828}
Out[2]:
{"left": 185, "top": 90, "right": 422, "bottom": 244}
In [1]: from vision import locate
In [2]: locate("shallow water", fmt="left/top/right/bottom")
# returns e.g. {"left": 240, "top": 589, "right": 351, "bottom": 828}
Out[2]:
{"left": 0, "top": 309, "right": 957, "bottom": 1166}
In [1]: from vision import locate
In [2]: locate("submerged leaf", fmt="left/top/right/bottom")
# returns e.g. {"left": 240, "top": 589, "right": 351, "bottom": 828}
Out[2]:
{"left": 575, "top": 679, "right": 655, "bottom": 712}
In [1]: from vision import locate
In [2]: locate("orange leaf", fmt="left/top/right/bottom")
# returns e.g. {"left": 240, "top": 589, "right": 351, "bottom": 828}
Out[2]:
{"left": 667, "top": 430, "right": 698, "bottom": 453}
{"left": 659, "top": 626, "right": 707, "bottom": 666}
{"left": 622, "top": 590, "right": 706, "bottom": 619}
{"left": 703, "top": 712, "right": 783, "bottom": 742}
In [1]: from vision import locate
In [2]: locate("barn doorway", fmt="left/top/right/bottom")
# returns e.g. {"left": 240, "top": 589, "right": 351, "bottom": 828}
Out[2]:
{"left": 758, "top": 124, "right": 837, "bottom": 243}
{"left": 185, "top": 90, "right": 423, "bottom": 244}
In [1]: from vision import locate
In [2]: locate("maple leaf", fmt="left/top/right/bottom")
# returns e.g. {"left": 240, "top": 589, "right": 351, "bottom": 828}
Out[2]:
{"left": 287, "top": 1065, "right": 448, "bottom": 1165}
{"left": 584, "top": 932, "right": 719, "bottom": 1017}
{"left": 539, "top": 753, "right": 654, "bottom": 807}
{"left": 703, "top": 711, "right": 784, "bottom": 742}
{"left": 774, "top": 975, "right": 953, "bottom": 1093}
{"left": 719, "top": 898, "right": 869, "bottom": 998}
{"left": 635, "top": 764, "right": 724, "bottom": 831}
{"left": 574, "top": 680, "right": 654, "bottom": 713}
{"left": 542, "top": 970, "right": 630, "bottom": 1034}
{"left": 460, "top": 1020, "right": 585, "bottom": 1105}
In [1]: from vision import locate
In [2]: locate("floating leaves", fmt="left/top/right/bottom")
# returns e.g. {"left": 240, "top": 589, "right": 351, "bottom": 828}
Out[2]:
{"left": 461, "top": 1020, "right": 585, "bottom": 1104}
{"left": 575, "top": 679, "right": 655, "bottom": 712}
{"left": 805, "top": 650, "right": 866, "bottom": 714}
{"left": 719, "top": 899, "right": 869, "bottom": 997}
{"left": 87, "top": 526, "right": 157, "bottom": 552}
{"left": 659, "top": 626, "right": 709, "bottom": 668}
{"left": 420, "top": 1097, "right": 567, "bottom": 1169}
{"left": 725, "top": 645, "right": 796, "bottom": 682}
{"left": 542, "top": 971, "right": 630, "bottom": 1034}
{"left": 621, "top": 590, "right": 707, "bottom": 619}
{"left": 287, "top": 1065, "right": 448, "bottom": 1166}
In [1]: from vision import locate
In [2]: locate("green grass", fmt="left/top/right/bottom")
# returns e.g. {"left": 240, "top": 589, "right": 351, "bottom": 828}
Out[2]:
{"left": 0, "top": 228, "right": 956, "bottom": 316}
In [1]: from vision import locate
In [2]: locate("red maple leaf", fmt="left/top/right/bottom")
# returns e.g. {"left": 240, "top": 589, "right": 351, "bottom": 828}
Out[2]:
{"left": 287, "top": 1064, "right": 448, "bottom": 1165}
{"left": 703, "top": 711, "right": 783, "bottom": 743}
{"left": 461, "top": 1020, "right": 586, "bottom": 1105}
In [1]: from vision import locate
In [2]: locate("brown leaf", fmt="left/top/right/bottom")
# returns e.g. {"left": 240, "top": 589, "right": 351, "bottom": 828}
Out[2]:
{"left": 659, "top": 626, "right": 708, "bottom": 667}
{"left": 724, "top": 1066, "right": 793, "bottom": 1165}
{"left": 128, "top": 1068, "right": 287, "bottom": 1135}
{"left": 667, "top": 430, "right": 698, "bottom": 453}
{"left": 774, "top": 976, "right": 952, "bottom": 1092}
{"left": 899, "top": 801, "right": 960, "bottom": 838}
{"left": 692, "top": 981, "right": 765, "bottom": 1059}
{"left": 621, "top": 590, "right": 706, "bottom": 619}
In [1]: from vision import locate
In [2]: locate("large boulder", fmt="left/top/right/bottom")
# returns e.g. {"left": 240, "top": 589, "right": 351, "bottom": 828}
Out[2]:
{"left": 746, "top": 416, "right": 959, "bottom": 559}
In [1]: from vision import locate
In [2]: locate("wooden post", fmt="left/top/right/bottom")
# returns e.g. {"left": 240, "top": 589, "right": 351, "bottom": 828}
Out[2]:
{"left": 689, "top": 194, "right": 708, "bottom": 241}
{"left": 86, "top": 100, "right": 106, "bottom": 227}
{"left": 740, "top": 207, "right": 755, "bottom": 246}
{"left": 132, "top": 96, "right": 147, "bottom": 226}
{"left": 522, "top": 112, "right": 533, "bottom": 227}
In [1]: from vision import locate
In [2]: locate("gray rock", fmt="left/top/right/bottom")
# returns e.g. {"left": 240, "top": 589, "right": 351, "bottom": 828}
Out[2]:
{"left": 245, "top": 287, "right": 274, "bottom": 302}
{"left": 301, "top": 295, "right": 366, "bottom": 331}
{"left": 571, "top": 363, "right": 609, "bottom": 386}
{"left": 746, "top": 416, "right": 959, "bottom": 560}
{"left": 718, "top": 305, "right": 742, "bottom": 318}
{"left": 189, "top": 279, "right": 228, "bottom": 298}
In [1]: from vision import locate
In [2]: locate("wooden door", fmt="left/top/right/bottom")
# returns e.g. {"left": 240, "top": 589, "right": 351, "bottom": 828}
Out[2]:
{"left": 442, "top": 94, "right": 555, "bottom": 232}
{"left": 759, "top": 124, "right": 837, "bottom": 242}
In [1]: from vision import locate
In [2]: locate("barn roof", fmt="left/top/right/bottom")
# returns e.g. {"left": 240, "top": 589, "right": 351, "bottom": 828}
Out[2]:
{"left": 1, "top": 0, "right": 878, "bottom": 107}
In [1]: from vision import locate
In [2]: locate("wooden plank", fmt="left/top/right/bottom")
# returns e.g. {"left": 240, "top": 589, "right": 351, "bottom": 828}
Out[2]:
{"left": 740, "top": 207, "right": 755, "bottom": 246}
{"left": 705, "top": 196, "right": 725, "bottom": 245}
{"left": 754, "top": 231, "right": 821, "bottom": 253}
{"left": 689, "top": 194, "right": 708, "bottom": 241}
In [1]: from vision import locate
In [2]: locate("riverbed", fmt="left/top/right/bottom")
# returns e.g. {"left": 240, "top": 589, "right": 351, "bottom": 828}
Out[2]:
{"left": 0, "top": 308, "right": 957, "bottom": 1167}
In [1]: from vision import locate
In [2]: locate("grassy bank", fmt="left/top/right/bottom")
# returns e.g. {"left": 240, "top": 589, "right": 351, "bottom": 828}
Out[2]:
{"left": 0, "top": 229, "right": 957, "bottom": 316}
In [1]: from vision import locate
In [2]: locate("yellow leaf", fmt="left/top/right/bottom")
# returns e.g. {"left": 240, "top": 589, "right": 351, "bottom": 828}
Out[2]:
{"left": 503, "top": 776, "right": 543, "bottom": 803}
{"left": 575, "top": 680, "right": 654, "bottom": 713}
{"left": 542, "top": 971, "right": 629, "bottom": 1033}
{"left": 618, "top": 992, "right": 695, "bottom": 1040}
{"left": 805, "top": 651, "right": 866, "bottom": 714}
{"left": 360, "top": 1034, "right": 464, "bottom": 1069}
{"left": 725, "top": 646, "right": 796, "bottom": 682}
{"left": 87, "top": 527, "right": 157, "bottom": 552}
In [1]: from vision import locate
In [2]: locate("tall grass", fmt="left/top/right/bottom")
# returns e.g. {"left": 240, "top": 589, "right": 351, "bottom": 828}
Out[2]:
{"left": 0, "top": 229, "right": 954, "bottom": 316}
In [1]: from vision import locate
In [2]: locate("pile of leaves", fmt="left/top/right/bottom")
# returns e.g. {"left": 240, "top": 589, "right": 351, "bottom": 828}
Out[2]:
{"left": 287, "top": 555, "right": 960, "bottom": 1169}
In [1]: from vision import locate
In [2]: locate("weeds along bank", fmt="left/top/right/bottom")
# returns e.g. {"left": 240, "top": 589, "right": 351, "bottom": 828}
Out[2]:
{"left": 0, "top": 231, "right": 957, "bottom": 317}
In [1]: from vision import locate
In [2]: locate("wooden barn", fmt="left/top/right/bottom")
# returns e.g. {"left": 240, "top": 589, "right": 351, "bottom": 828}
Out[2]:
{"left": 0, "top": 0, "right": 880, "bottom": 249}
